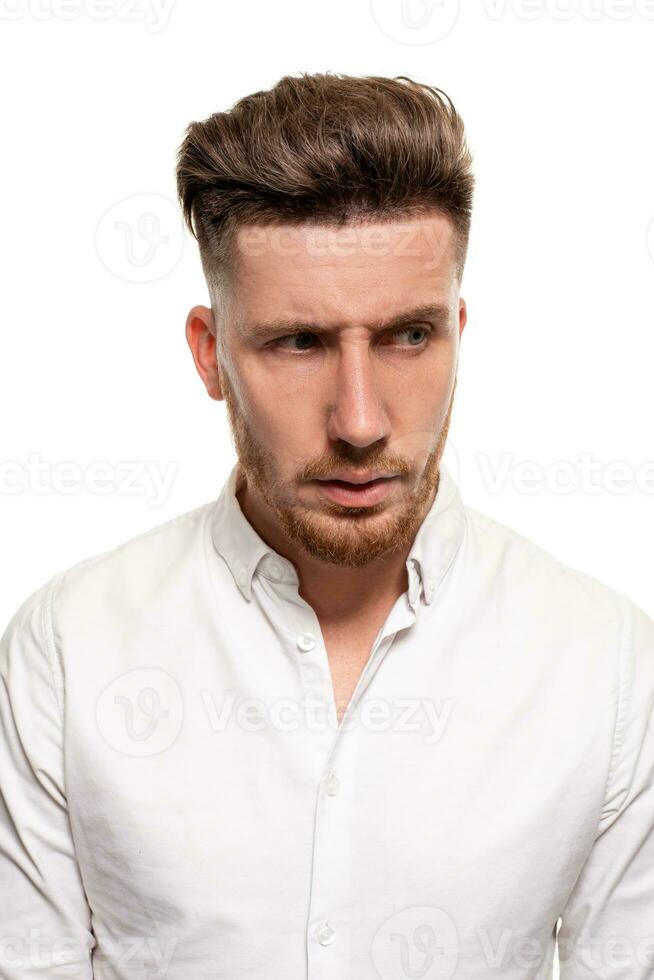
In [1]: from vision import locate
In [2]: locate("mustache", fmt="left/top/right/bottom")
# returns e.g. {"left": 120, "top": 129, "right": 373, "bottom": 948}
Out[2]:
{"left": 297, "top": 449, "right": 413, "bottom": 481}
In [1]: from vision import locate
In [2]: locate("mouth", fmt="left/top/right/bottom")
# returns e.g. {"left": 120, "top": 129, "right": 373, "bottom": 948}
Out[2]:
{"left": 313, "top": 476, "right": 398, "bottom": 507}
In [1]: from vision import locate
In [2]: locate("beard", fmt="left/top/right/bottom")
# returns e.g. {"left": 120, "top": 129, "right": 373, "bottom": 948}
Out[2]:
{"left": 220, "top": 368, "right": 457, "bottom": 570}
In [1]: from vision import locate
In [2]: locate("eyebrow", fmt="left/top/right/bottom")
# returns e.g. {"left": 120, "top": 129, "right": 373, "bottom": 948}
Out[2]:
{"left": 247, "top": 303, "right": 452, "bottom": 341}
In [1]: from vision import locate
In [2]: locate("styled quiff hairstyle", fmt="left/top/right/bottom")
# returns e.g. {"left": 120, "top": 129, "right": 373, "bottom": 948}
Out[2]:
{"left": 176, "top": 71, "right": 475, "bottom": 309}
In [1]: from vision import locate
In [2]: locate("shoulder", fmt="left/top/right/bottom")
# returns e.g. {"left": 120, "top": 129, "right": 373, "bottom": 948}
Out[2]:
{"left": 65, "top": 497, "right": 212, "bottom": 582}
{"left": 460, "top": 502, "right": 652, "bottom": 644}
{"left": 460, "top": 505, "right": 654, "bottom": 778}
{"left": 2, "top": 500, "right": 217, "bottom": 645}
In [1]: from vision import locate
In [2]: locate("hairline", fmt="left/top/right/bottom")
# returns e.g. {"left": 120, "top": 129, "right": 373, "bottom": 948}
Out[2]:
{"left": 201, "top": 207, "right": 467, "bottom": 319}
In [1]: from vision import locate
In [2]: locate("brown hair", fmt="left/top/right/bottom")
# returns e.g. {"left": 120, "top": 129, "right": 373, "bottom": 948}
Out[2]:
{"left": 176, "top": 71, "right": 475, "bottom": 304}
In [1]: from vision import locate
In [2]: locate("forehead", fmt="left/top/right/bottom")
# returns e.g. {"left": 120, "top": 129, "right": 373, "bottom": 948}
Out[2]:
{"left": 230, "top": 213, "right": 458, "bottom": 327}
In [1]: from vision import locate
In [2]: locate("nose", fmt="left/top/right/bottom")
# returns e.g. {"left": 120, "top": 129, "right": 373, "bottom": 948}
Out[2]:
{"left": 325, "top": 339, "right": 391, "bottom": 448}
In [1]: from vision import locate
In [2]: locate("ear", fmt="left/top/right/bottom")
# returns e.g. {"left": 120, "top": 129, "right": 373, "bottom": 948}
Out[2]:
{"left": 458, "top": 297, "right": 467, "bottom": 338}
{"left": 185, "top": 304, "right": 224, "bottom": 401}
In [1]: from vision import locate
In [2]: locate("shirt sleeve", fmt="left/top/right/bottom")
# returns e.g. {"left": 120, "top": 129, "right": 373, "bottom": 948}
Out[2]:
{"left": 0, "top": 576, "right": 95, "bottom": 978}
{"left": 557, "top": 596, "right": 654, "bottom": 979}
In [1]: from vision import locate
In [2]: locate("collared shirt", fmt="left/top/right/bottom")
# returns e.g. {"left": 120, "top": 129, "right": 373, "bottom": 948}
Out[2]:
{"left": 1, "top": 460, "right": 653, "bottom": 979}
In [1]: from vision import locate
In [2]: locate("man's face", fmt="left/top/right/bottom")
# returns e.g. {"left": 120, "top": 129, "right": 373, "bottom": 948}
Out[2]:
{"left": 189, "top": 212, "right": 466, "bottom": 569}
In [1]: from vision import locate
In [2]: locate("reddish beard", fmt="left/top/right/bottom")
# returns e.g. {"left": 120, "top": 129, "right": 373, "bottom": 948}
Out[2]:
{"left": 222, "top": 371, "right": 457, "bottom": 568}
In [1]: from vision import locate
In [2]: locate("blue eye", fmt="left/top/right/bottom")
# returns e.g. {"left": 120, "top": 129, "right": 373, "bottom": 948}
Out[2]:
{"left": 389, "top": 327, "right": 429, "bottom": 347}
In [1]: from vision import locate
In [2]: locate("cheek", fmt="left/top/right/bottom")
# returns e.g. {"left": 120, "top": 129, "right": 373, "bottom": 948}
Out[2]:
{"left": 238, "top": 380, "right": 319, "bottom": 467}
{"left": 387, "top": 371, "right": 455, "bottom": 460}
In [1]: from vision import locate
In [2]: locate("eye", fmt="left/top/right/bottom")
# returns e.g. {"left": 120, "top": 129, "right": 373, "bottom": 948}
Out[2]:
{"left": 382, "top": 326, "right": 429, "bottom": 347}
{"left": 272, "top": 330, "right": 318, "bottom": 353}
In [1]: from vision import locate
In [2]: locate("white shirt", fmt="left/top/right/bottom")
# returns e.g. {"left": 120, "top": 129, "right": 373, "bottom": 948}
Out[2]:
{"left": 1, "top": 460, "right": 653, "bottom": 980}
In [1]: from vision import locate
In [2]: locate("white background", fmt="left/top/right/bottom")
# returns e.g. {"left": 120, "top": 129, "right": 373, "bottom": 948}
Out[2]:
{"left": 1, "top": 17, "right": 653, "bottom": 601}
{"left": 1, "top": 1, "right": 653, "bottom": 974}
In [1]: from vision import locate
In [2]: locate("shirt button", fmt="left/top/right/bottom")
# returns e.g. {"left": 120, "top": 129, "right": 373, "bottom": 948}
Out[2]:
{"left": 268, "top": 560, "right": 283, "bottom": 581}
{"left": 316, "top": 921, "right": 335, "bottom": 945}
{"left": 324, "top": 770, "right": 339, "bottom": 796}
{"left": 238, "top": 570, "right": 247, "bottom": 588}
{"left": 297, "top": 632, "right": 316, "bottom": 652}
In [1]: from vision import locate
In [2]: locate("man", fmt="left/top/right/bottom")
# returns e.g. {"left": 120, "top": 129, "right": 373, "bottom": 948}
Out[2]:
{"left": 1, "top": 72, "right": 653, "bottom": 979}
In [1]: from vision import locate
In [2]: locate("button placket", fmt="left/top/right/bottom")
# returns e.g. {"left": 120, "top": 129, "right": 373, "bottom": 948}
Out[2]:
{"left": 296, "top": 579, "right": 421, "bottom": 973}
{"left": 295, "top": 623, "right": 344, "bottom": 970}
{"left": 297, "top": 631, "right": 316, "bottom": 653}
{"left": 295, "top": 598, "right": 414, "bottom": 969}
{"left": 315, "top": 921, "right": 335, "bottom": 946}
{"left": 307, "top": 755, "right": 349, "bottom": 969}
{"left": 288, "top": 611, "right": 340, "bottom": 751}
{"left": 324, "top": 770, "right": 339, "bottom": 796}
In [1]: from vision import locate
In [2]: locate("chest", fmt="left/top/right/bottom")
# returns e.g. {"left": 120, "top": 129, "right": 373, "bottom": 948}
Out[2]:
{"left": 320, "top": 622, "right": 384, "bottom": 723}
{"left": 70, "top": 673, "right": 601, "bottom": 979}
{"left": 66, "top": 608, "right": 613, "bottom": 979}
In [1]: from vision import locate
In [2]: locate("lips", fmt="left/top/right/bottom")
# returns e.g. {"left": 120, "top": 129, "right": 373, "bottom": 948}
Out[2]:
{"left": 317, "top": 471, "right": 396, "bottom": 485}
{"left": 314, "top": 475, "right": 398, "bottom": 507}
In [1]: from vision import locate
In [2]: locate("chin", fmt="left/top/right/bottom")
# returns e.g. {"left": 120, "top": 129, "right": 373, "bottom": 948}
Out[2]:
{"left": 292, "top": 494, "right": 420, "bottom": 559}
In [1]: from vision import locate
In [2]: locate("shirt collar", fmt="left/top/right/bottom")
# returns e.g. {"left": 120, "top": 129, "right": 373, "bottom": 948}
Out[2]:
{"left": 210, "top": 462, "right": 277, "bottom": 602}
{"left": 211, "top": 460, "right": 466, "bottom": 607}
{"left": 405, "top": 463, "right": 466, "bottom": 607}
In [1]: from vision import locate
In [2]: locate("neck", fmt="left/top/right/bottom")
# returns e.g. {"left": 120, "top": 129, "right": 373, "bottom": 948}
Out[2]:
{"left": 296, "top": 549, "right": 411, "bottom": 625}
